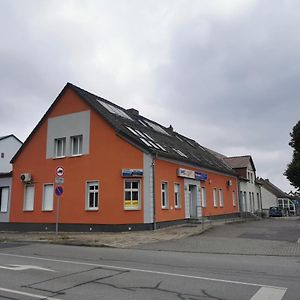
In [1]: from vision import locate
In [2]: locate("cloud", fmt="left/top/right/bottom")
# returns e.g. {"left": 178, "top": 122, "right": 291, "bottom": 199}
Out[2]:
{"left": 0, "top": 0, "right": 299, "bottom": 191}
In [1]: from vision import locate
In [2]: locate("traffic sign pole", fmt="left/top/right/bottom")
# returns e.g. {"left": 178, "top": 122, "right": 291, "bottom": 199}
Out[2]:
{"left": 56, "top": 196, "right": 60, "bottom": 235}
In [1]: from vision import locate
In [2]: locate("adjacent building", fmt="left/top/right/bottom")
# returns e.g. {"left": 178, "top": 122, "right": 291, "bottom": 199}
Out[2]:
{"left": 257, "top": 178, "right": 295, "bottom": 214}
{"left": 223, "top": 155, "right": 262, "bottom": 214}
{"left": 7, "top": 83, "right": 239, "bottom": 231}
{"left": 0, "top": 135, "right": 22, "bottom": 222}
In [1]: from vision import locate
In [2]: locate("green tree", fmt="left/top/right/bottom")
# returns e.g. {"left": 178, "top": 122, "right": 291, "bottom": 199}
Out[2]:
{"left": 284, "top": 120, "right": 300, "bottom": 191}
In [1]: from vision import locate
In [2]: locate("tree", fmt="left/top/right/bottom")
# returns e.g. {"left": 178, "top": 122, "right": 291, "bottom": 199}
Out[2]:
{"left": 284, "top": 120, "right": 300, "bottom": 191}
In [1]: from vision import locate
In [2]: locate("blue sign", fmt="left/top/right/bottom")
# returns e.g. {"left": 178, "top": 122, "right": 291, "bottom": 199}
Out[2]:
{"left": 122, "top": 169, "right": 143, "bottom": 177}
{"left": 194, "top": 171, "right": 208, "bottom": 181}
{"left": 55, "top": 186, "right": 63, "bottom": 196}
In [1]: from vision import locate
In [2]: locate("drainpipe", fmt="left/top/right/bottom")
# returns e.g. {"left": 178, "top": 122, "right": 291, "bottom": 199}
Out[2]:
{"left": 152, "top": 154, "right": 157, "bottom": 230}
{"left": 237, "top": 176, "right": 241, "bottom": 217}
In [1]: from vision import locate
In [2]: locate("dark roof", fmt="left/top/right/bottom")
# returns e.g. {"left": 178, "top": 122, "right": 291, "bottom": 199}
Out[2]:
{"left": 0, "top": 134, "right": 22, "bottom": 144}
{"left": 12, "top": 83, "right": 236, "bottom": 176}
{"left": 223, "top": 155, "right": 256, "bottom": 171}
{"left": 257, "top": 178, "right": 291, "bottom": 198}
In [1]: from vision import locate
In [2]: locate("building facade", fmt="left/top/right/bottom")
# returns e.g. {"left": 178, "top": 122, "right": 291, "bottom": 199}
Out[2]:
{"left": 7, "top": 83, "right": 239, "bottom": 231}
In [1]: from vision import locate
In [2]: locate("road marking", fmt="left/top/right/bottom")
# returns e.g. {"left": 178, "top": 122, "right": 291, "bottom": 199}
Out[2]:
{"left": 250, "top": 286, "right": 287, "bottom": 300}
{"left": 0, "top": 264, "right": 56, "bottom": 272}
{"left": 0, "top": 287, "right": 62, "bottom": 300}
{"left": 0, "top": 253, "right": 287, "bottom": 293}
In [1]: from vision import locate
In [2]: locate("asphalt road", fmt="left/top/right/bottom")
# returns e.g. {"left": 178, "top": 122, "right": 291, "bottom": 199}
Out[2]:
{"left": 0, "top": 241, "right": 297, "bottom": 299}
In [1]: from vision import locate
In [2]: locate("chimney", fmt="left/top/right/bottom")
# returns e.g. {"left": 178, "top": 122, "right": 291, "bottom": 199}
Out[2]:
{"left": 169, "top": 125, "right": 174, "bottom": 132}
{"left": 126, "top": 108, "right": 139, "bottom": 116}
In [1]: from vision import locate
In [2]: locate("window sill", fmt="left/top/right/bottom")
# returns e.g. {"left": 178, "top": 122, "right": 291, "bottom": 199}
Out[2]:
{"left": 124, "top": 208, "right": 141, "bottom": 211}
{"left": 42, "top": 210, "right": 54, "bottom": 212}
{"left": 23, "top": 210, "right": 34, "bottom": 212}
{"left": 86, "top": 208, "right": 99, "bottom": 211}
{"left": 70, "top": 154, "right": 83, "bottom": 158}
{"left": 161, "top": 207, "right": 169, "bottom": 210}
{"left": 0, "top": 211, "right": 8, "bottom": 213}
{"left": 174, "top": 206, "right": 181, "bottom": 209}
{"left": 53, "top": 156, "right": 66, "bottom": 160}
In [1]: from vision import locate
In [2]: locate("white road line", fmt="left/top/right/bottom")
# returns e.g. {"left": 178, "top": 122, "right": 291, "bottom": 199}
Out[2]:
{"left": 0, "top": 252, "right": 287, "bottom": 292}
{"left": 250, "top": 286, "right": 287, "bottom": 300}
{"left": 0, "top": 287, "right": 62, "bottom": 300}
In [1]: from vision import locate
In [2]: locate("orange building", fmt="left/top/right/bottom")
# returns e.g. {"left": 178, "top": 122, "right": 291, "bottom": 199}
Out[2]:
{"left": 7, "top": 83, "right": 239, "bottom": 231}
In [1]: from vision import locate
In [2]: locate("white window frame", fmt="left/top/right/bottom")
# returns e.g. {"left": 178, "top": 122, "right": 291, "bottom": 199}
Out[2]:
{"left": 71, "top": 135, "right": 83, "bottom": 156}
{"left": 174, "top": 183, "right": 180, "bottom": 208}
{"left": 23, "top": 184, "right": 35, "bottom": 211}
{"left": 42, "top": 184, "right": 54, "bottom": 211}
{"left": 213, "top": 188, "right": 218, "bottom": 207}
{"left": 54, "top": 137, "right": 66, "bottom": 158}
{"left": 219, "top": 189, "right": 223, "bottom": 207}
{"left": 86, "top": 181, "right": 99, "bottom": 210}
{"left": 201, "top": 187, "right": 206, "bottom": 208}
{"left": 0, "top": 186, "right": 9, "bottom": 213}
{"left": 124, "top": 179, "right": 141, "bottom": 210}
{"left": 232, "top": 190, "right": 236, "bottom": 207}
{"left": 161, "top": 182, "right": 169, "bottom": 209}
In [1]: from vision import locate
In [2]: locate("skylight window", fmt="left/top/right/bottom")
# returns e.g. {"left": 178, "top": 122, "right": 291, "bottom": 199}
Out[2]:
{"left": 138, "top": 119, "right": 148, "bottom": 127}
{"left": 143, "top": 120, "right": 170, "bottom": 136}
{"left": 172, "top": 148, "right": 188, "bottom": 158}
{"left": 126, "top": 126, "right": 166, "bottom": 151}
{"left": 97, "top": 99, "right": 133, "bottom": 120}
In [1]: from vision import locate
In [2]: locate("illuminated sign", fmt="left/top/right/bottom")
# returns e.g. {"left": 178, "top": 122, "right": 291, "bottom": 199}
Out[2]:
{"left": 177, "top": 168, "right": 207, "bottom": 181}
{"left": 122, "top": 169, "right": 143, "bottom": 177}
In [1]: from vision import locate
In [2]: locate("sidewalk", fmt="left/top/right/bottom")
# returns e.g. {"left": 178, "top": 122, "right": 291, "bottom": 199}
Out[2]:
{"left": 0, "top": 222, "right": 213, "bottom": 248}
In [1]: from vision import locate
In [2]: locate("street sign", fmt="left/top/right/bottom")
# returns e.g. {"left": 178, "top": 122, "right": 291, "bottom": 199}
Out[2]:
{"left": 55, "top": 177, "right": 64, "bottom": 184}
{"left": 55, "top": 186, "right": 63, "bottom": 196}
{"left": 56, "top": 167, "right": 64, "bottom": 177}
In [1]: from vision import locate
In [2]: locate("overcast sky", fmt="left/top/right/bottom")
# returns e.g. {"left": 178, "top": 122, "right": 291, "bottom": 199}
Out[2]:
{"left": 1, "top": 0, "right": 299, "bottom": 192}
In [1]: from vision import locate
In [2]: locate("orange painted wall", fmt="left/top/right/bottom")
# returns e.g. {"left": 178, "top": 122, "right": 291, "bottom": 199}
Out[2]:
{"left": 10, "top": 88, "right": 145, "bottom": 224}
{"left": 155, "top": 159, "right": 239, "bottom": 222}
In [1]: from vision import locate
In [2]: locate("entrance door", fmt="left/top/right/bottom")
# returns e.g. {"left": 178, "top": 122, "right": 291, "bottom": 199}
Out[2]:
{"left": 189, "top": 185, "right": 197, "bottom": 218}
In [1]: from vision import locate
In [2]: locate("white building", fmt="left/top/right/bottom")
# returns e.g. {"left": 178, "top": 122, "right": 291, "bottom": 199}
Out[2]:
{"left": 223, "top": 156, "right": 261, "bottom": 214}
{"left": 0, "top": 135, "right": 22, "bottom": 223}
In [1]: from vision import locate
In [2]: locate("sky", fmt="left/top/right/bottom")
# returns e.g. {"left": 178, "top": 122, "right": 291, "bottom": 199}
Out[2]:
{"left": 1, "top": 0, "right": 299, "bottom": 192}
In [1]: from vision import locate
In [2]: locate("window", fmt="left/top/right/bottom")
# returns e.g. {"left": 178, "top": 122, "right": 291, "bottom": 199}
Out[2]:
{"left": 42, "top": 184, "right": 54, "bottom": 211}
{"left": 232, "top": 191, "right": 236, "bottom": 207}
{"left": 1, "top": 153, "right": 4, "bottom": 158}
{"left": 124, "top": 180, "right": 140, "bottom": 210}
{"left": 86, "top": 181, "right": 99, "bottom": 210}
{"left": 0, "top": 187, "right": 9, "bottom": 212}
{"left": 161, "top": 182, "right": 168, "bottom": 208}
{"left": 97, "top": 99, "right": 133, "bottom": 120}
{"left": 174, "top": 183, "right": 180, "bottom": 208}
{"left": 24, "top": 185, "right": 34, "bottom": 211}
{"left": 54, "top": 137, "right": 66, "bottom": 158}
{"left": 201, "top": 187, "right": 206, "bottom": 207}
{"left": 213, "top": 188, "right": 218, "bottom": 207}
{"left": 71, "top": 135, "right": 83, "bottom": 156}
{"left": 219, "top": 189, "right": 223, "bottom": 207}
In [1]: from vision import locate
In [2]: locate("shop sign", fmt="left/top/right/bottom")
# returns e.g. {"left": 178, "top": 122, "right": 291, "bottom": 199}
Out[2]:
{"left": 195, "top": 171, "right": 208, "bottom": 181}
{"left": 177, "top": 168, "right": 207, "bottom": 181}
{"left": 122, "top": 169, "right": 143, "bottom": 177}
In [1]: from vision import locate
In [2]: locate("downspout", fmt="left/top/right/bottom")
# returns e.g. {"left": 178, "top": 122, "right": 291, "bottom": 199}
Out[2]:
{"left": 152, "top": 154, "right": 157, "bottom": 230}
{"left": 237, "top": 176, "right": 241, "bottom": 217}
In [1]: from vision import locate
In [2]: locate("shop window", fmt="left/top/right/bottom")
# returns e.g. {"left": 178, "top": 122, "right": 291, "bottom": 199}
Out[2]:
{"left": 24, "top": 185, "right": 34, "bottom": 211}
{"left": 213, "top": 188, "right": 218, "bottom": 207}
{"left": 54, "top": 137, "right": 66, "bottom": 158}
{"left": 161, "top": 182, "right": 168, "bottom": 209}
{"left": 124, "top": 180, "right": 140, "bottom": 210}
{"left": 201, "top": 187, "right": 206, "bottom": 207}
{"left": 0, "top": 187, "right": 9, "bottom": 212}
{"left": 86, "top": 181, "right": 99, "bottom": 210}
{"left": 219, "top": 189, "right": 223, "bottom": 207}
{"left": 174, "top": 183, "right": 180, "bottom": 208}
{"left": 71, "top": 135, "right": 83, "bottom": 156}
{"left": 42, "top": 184, "right": 54, "bottom": 211}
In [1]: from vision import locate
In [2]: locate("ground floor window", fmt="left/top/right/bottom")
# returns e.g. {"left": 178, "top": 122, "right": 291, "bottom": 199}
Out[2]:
{"left": 232, "top": 190, "right": 237, "bottom": 207}
{"left": 124, "top": 180, "right": 140, "bottom": 210}
{"left": 201, "top": 187, "right": 206, "bottom": 207}
{"left": 24, "top": 185, "right": 34, "bottom": 211}
{"left": 219, "top": 189, "right": 223, "bottom": 207}
{"left": 86, "top": 181, "right": 99, "bottom": 210}
{"left": 174, "top": 183, "right": 180, "bottom": 208}
{"left": 0, "top": 187, "right": 9, "bottom": 212}
{"left": 42, "top": 184, "right": 54, "bottom": 211}
{"left": 161, "top": 182, "right": 168, "bottom": 209}
{"left": 213, "top": 188, "right": 218, "bottom": 207}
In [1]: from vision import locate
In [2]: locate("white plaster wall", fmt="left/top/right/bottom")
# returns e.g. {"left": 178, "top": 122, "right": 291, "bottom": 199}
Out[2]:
{"left": 261, "top": 186, "right": 278, "bottom": 209}
{"left": 0, "top": 137, "right": 22, "bottom": 173}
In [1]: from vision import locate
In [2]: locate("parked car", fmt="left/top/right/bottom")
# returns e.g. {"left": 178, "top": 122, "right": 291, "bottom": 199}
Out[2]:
{"left": 269, "top": 206, "right": 283, "bottom": 217}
